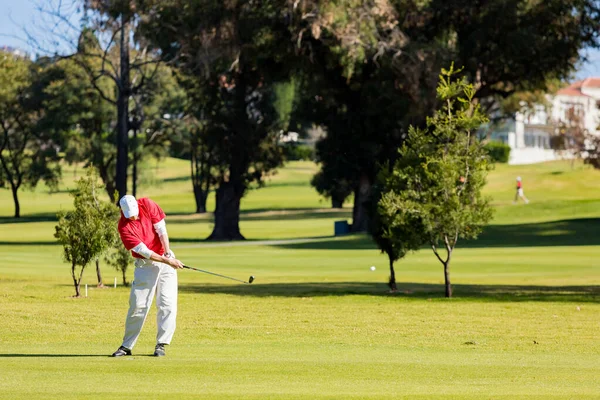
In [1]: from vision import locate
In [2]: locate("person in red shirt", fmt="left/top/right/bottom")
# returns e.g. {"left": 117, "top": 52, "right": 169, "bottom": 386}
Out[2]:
{"left": 111, "top": 195, "right": 184, "bottom": 357}
{"left": 513, "top": 176, "right": 530, "bottom": 204}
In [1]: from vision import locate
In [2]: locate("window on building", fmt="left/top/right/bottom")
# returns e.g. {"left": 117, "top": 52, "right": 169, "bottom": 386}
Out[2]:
{"left": 524, "top": 134, "right": 535, "bottom": 147}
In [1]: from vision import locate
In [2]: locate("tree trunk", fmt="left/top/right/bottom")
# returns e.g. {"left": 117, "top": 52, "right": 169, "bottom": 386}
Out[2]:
{"left": 132, "top": 128, "right": 138, "bottom": 197}
{"left": 350, "top": 173, "right": 371, "bottom": 232}
{"left": 96, "top": 258, "right": 104, "bottom": 287}
{"left": 190, "top": 135, "right": 210, "bottom": 214}
{"left": 207, "top": 181, "right": 245, "bottom": 241}
{"left": 444, "top": 241, "right": 453, "bottom": 298}
{"left": 122, "top": 269, "right": 129, "bottom": 287}
{"left": 71, "top": 262, "right": 80, "bottom": 297}
{"left": 193, "top": 184, "right": 208, "bottom": 214}
{"left": 115, "top": 19, "right": 130, "bottom": 201}
{"left": 98, "top": 162, "right": 116, "bottom": 203}
{"left": 10, "top": 183, "right": 20, "bottom": 218}
{"left": 444, "top": 261, "right": 452, "bottom": 298}
{"left": 388, "top": 253, "right": 397, "bottom": 292}
{"left": 331, "top": 197, "right": 344, "bottom": 208}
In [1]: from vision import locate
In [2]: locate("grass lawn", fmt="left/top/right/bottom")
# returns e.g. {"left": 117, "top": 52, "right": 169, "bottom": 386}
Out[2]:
{"left": 0, "top": 160, "right": 599, "bottom": 399}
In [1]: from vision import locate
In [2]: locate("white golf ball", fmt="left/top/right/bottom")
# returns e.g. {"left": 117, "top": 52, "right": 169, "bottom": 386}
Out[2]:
{"left": 370, "top": 266, "right": 376, "bottom": 271}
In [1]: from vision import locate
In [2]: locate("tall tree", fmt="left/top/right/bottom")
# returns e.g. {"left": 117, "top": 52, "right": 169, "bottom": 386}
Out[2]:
{"left": 38, "top": 31, "right": 178, "bottom": 202}
{"left": 152, "top": 70, "right": 219, "bottom": 214}
{"left": 140, "top": 0, "right": 290, "bottom": 240}
{"left": 36, "top": 1, "right": 167, "bottom": 201}
{"left": 294, "top": 0, "right": 600, "bottom": 232}
{"left": 129, "top": 61, "right": 186, "bottom": 196}
{"left": 291, "top": 0, "right": 442, "bottom": 231}
{"left": 80, "top": 1, "right": 137, "bottom": 200}
{"left": 0, "top": 52, "right": 63, "bottom": 218}
{"left": 41, "top": 54, "right": 118, "bottom": 201}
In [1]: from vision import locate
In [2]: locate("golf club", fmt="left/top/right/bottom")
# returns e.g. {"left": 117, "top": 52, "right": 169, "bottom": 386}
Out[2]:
{"left": 182, "top": 265, "right": 255, "bottom": 284}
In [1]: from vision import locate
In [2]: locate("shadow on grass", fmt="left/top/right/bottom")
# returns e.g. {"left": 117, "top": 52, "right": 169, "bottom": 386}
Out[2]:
{"left": 240, "top": 210, "right": 350, "bottom": 222}
{"left": 270, "top": 235, "right": 375, "bottom": 250}
{"left": 0, "top": 213, "right": 58, "bottom": 224}
{"left": 179, "top": 281, "right": 600, "bottom": 303}
{"left": 171, "top": 235, "right": 332, "bottom": 245}
{"left": 273, "top": 218, "right": 600, "bottom": 250}
{"left": 467, "top": 218, "right": 600, "bottom": 248}
{"left": 0, "top": 241, "right": 56, "bottom": 246}
{"left": 163, "top": 175, "right": 192, "bottom": 183}
{"left": 238, "top": 207, "right": 348, "bottom": 216}
{"left": 249, "top": 181, "right": 309, "bottom": 189}
{"left": 168, "top": 208, "right": 351, "bottom": 224}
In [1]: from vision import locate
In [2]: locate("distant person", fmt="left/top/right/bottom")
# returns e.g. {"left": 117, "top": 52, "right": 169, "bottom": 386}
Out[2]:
{"left": 111, "top": 195, "right": 184, "bottom": 358}
{"left": 514, "top": 176, "right": 529, "bottom": 204}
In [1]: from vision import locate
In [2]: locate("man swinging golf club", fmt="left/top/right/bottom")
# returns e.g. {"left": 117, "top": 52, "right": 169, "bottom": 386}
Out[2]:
{"left": 111, "top": 195, "right": 184, "bottom": 357}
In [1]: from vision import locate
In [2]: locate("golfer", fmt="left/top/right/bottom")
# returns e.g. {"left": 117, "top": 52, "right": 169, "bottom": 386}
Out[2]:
{"left": 111, "top": 195, "right": 184, "bottom": 357}
{"left": 514, "top": 176, "right": 530, "bottom": 204}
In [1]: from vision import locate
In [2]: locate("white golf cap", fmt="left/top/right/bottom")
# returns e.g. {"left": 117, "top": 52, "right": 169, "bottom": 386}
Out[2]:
{"left": 517, "top": 176, "right": 521, "bottom": 181}
{"left": 119, "top": 195, "right": 139, "bottom": 218}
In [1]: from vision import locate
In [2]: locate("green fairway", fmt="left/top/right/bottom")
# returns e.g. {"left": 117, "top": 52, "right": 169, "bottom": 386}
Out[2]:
{"left": 1, "top": 160, "right": 599, "bottom": 398}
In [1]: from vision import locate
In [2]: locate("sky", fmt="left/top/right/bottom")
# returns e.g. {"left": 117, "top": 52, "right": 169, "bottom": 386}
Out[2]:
{"left": 1, "top": 0, "right": 599, "bottom": 81}
{"left": 0, "top": 0, "right": 40, "bottom": 50}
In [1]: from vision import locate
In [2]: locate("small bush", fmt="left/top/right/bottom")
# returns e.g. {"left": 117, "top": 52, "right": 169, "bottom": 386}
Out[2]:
{"left": 484, "top": 141, "right": 511, "bottom": 163}
{"left": 283, "top": 144, "right": 314, "bottom": 161}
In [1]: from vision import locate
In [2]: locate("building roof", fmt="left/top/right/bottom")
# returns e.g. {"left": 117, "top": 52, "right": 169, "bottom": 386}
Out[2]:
{"left": 582, "top": 77, "right": 600, "bottom": 88}
{"left": 556, "top": 77, "right": 600, "bottom": 98}
{"left": 556, "top": 87, "right": 590, "bottom": 97}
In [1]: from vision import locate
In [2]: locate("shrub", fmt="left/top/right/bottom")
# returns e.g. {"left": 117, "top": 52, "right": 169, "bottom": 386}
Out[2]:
{"left": 484, "top": 141, "right": 511, "bottom": 163}
{"left": 283, "top": 144, "right": 313, "bottom": 161}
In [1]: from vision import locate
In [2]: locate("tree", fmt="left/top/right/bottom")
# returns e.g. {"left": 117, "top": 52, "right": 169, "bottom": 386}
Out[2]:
{"left": 290, "top": 0, "right": 446, "bottom": 231}
{"left": 39, "top": 55, "right": 119, "bottom": 200}
{"left": 369, "top": 167, "right": 427, "bottom": 292}
{"left": 36, "top": 32, "right": 179, "bottom": 202}
{"left": 75, "top": 169, "right": 120, "bottom": 287}
{"left": 78, "top": 1, "right": 138, "bottom": 200}
{"left": 32, "top": 1, "right": 169, "bottom": 201}
{"left": 104, "top": 245, "right": 132, "bottom": 286}
{"left": 129, "top": 61, "right": 186, "bottom": 197}
{"left": 376, "top": 67, "right": 494, "bottom": 298}
{"left": 296, "top": 0, "right": 600, "bottom": 232}
{"left": 54, "top": 168, "right": 119, "bottom": 297}
{"left": 311, "top": 169, "right": 353, "bottom": 209}
{"left": 140, "top": 0, "right": 289, "bottom": 240}
{"left": 0, "top": 52, "right": 63, "bottom": 218}
{"left": 167, "top": 73, "right": 219, "bottom": 214}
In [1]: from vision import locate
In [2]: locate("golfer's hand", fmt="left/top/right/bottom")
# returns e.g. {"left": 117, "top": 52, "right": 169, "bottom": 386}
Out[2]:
{"left": 166, "top": 257, "right": 184, "bottom": 270}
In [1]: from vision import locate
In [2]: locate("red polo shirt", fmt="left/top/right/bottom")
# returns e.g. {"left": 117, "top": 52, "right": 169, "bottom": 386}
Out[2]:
{"left": 118, "top": 198, "right": 166, "bottom": 259}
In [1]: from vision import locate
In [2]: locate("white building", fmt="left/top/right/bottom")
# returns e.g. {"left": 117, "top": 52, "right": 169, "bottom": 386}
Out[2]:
{"left": 489, "top": 78, "right": 600, "bottom": 165}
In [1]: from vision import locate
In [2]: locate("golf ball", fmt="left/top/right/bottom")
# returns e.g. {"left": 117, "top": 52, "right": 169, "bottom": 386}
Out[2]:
{"left": 370, "top": 266, "right": 376, "bottom": 271}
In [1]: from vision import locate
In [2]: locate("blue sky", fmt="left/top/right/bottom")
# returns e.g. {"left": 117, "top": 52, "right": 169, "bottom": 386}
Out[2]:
{"left": 1, "top": 0, "right": 599, "bottom": 80}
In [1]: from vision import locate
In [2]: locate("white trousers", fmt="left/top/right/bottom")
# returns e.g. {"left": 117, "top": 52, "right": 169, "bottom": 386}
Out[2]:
{"left": 121, "top": 259, "right": 178, "bottom": 349}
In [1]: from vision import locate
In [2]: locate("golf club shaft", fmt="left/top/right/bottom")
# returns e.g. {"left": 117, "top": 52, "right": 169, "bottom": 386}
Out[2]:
{"left": 182, "top": 265, "right": 250, "bottom": 284}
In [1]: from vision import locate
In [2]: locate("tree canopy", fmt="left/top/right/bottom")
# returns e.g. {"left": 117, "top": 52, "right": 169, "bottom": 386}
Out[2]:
{"left": 0, "top": 52, "right": 63, "bottom": 218}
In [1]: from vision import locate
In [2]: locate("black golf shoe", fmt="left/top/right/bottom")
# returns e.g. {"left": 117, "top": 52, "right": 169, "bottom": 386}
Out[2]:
{"left": 111, "top": 346, "right": 131, "bottom": 357}
{"left": 153, "top": 343, "right": 166, "bottom": 357}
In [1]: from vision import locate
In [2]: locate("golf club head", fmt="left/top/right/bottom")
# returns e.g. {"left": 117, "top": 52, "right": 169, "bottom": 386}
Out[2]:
{"left": 248, "top": 276, "right": 255, "bottom": 284}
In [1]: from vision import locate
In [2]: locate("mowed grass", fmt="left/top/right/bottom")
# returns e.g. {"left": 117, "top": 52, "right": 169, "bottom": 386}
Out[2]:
{"left": 1, "top": 160, "right": 600, "bottom": 399}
